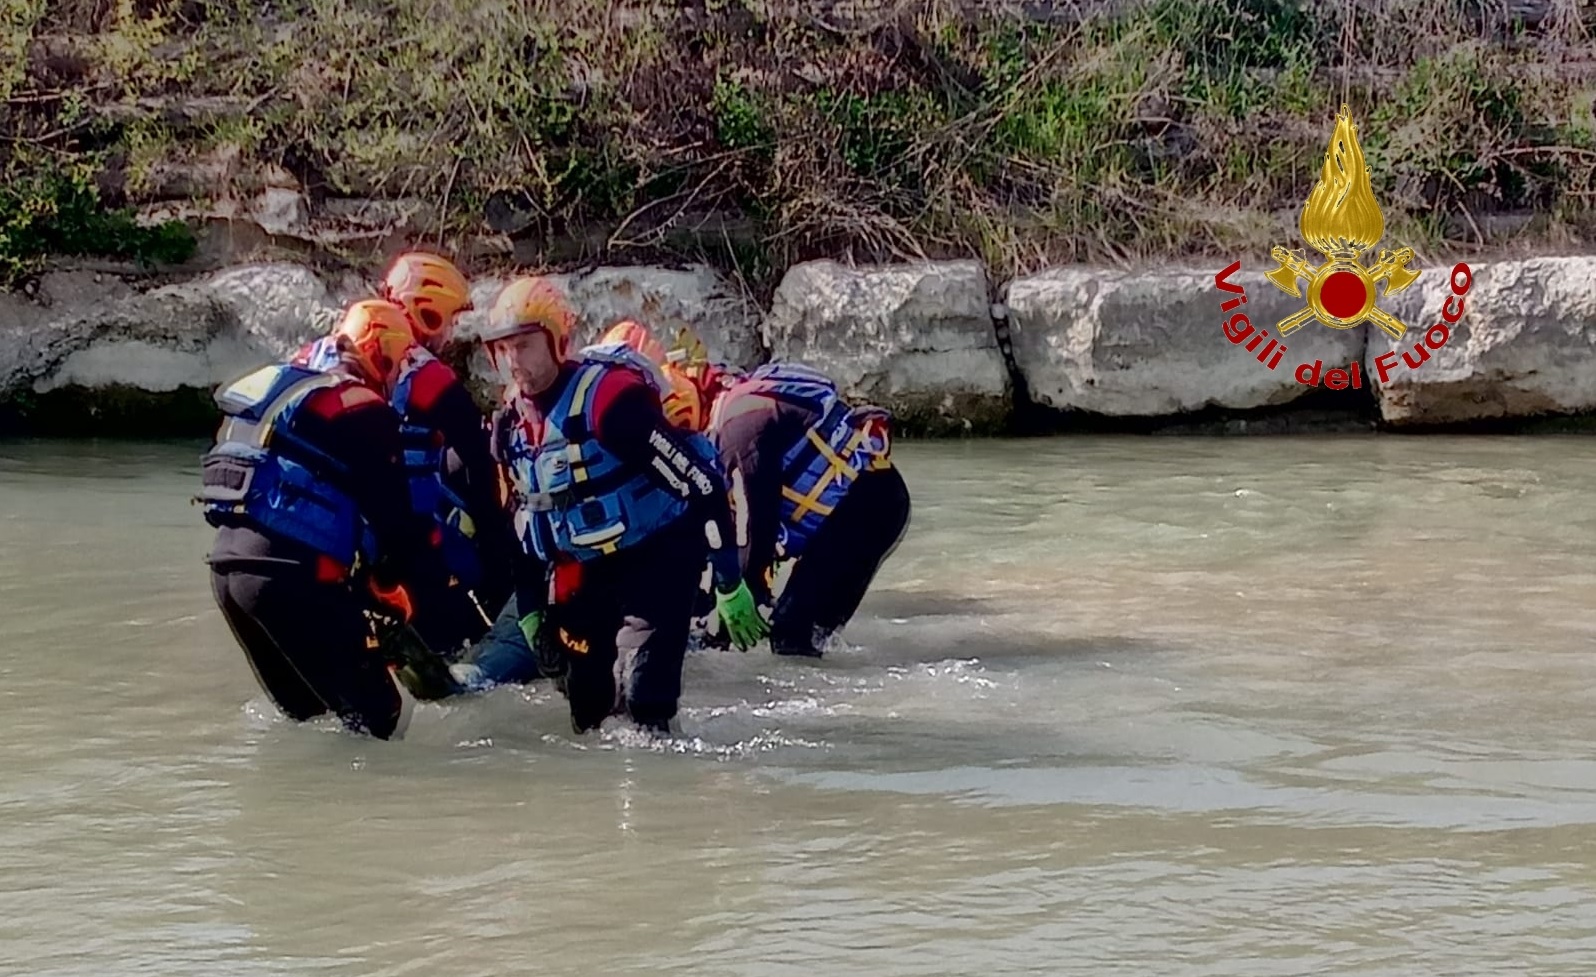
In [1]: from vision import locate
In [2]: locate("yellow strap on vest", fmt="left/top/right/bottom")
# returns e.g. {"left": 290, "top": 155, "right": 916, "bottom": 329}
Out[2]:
{"left": 782, "top": 484, "right": 834, "bottom": 521}
{"left": 783, "top": 424, "right": 872, "bottom": 523}
{"left": 568, "top": 367, "right": 602, "bottom": 420}
{"left": 238, "top": 371, "right": 349, "bottom": 450}
{"left": 565, "top": 366, "right": 604, "bottom": 484}
{"left": 812, "top": 426, "right": 864, "bottom": 481}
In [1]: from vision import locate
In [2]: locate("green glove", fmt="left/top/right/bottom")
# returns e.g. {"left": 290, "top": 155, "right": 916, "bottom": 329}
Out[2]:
{"left": 716, "top": 580, "right": 768, "bottom": 651}
{"left": 518, "top": 611, "right": 543, "bottom": 650}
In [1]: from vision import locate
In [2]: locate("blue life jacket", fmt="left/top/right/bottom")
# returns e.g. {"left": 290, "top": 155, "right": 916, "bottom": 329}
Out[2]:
{"left": 389, "top": 347, "right": 482, "bottom": 589}
{"left": 496, "top": 352, "right": 721, "bottom": 564}
{"left": 718, "top": 363, "right": 891, "bottom": 558}
{"left": 576, "top": 341, "right": 724, "bottom": 478}
{"left": 578, "top": 340, "right": 723, "bottom": 480}
{"left": 198, "top": 362, "right": 379, "bottom": 571}
{"left": 578, "top": 341, "right": 672, "bottom": 391}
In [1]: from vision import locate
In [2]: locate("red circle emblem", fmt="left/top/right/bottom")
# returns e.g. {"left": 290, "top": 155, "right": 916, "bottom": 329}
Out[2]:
{"left": 1321, "top": 271, "right": 1368, "bottom": 320}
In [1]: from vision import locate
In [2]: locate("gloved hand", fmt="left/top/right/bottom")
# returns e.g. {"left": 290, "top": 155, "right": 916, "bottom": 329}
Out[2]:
{"left": 369, "top": 580, "right": 414, "bottom": 623}
{"left": 517, "top": 610, "right": 543, "bottom": 650}
{"left": 715, "top": 580, "right": 768, "bottom": 651}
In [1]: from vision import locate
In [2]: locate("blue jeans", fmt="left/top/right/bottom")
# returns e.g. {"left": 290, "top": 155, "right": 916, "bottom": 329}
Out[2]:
{"left": 463, "top": 594, "right": 540, "bottom": 686}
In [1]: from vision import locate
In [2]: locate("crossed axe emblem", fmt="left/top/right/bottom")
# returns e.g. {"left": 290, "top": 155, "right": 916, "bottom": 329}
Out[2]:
{"left": 1263, "top": 245, "right": 1421, "bottom": 340}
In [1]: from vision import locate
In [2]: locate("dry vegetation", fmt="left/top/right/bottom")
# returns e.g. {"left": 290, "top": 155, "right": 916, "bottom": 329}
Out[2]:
{"left": 1, "top": 0, "right": 1594, "bottom": 287}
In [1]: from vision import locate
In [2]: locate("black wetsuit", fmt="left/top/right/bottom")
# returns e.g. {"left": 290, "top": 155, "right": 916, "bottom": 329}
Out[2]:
{"left": 713, "top": 393, "right": 911, "bottom": 656}
{"left": 494, "top": 362, "right": 740, "bottom": 733}
{"left": 397, "top": 356, "right": 518, "bottom": 655}
{"left": 204, "top": 370, "right": 443, "bottom": 739}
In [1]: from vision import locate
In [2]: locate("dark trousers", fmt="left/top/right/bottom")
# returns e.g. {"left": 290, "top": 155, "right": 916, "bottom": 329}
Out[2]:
{"left": 210, "top": 564, "right": 403, "bottom": 739}
{"left": 459, "top": 592, "right": 568, "bottom": 687}
{"left": 770, "top": 465, "right": 911, "bottom": 657}
{"left": 546, "top": 518, "right": 706, "bottom": 733}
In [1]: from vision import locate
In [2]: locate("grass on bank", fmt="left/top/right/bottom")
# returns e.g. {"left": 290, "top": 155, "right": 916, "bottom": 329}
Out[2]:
{"left": 1, "top": 0, "right": 1593, "bottom": 288}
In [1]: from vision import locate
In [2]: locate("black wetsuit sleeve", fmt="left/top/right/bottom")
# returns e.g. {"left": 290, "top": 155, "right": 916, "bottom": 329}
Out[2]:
{"left": 319, "top": 396, "right": 433, "bottom": 589}
{"left": 424, "top": 382, "right": 497, "bottom": 516}
{"left": 596, "top": 381, "right": 742, "bottom": 591}
{"left": 715, "top": 400, "right": 784, "bottom": 597}
{"left": 422, "top": 381, "right": 518, "bottom": 589}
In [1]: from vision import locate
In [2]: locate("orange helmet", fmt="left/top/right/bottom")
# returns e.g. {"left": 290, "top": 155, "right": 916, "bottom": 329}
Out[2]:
{"left": 601, "top": 320, "right": 666, "bottom": 364}
{"left": 482, "top": 275, "right": 578, "bottom": 359}
{"left": 599, "top": 319, "right": 704, "bottom": 430}
{"left": 661, "top": 364, "right": 705, "bottom": 431}
{"left": 333, "top": 299, "right": 417, "bottom": 395}
{"left": 379, "top": 252, "right": 472, "bottom": 351}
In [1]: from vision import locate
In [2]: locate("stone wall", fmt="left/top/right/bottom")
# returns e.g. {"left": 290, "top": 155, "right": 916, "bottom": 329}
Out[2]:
{"left": 2, "top": 253, "right": 1593, "bottom": 436}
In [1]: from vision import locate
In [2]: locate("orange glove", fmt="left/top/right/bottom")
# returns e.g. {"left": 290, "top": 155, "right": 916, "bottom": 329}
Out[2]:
{"left": 369, "top": 580, "right": 414, "bottom": 623}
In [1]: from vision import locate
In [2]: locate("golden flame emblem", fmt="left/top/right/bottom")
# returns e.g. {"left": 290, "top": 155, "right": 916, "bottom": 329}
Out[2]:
{"left": 1265, "top": 104, "right": 1419, "bottom": 338}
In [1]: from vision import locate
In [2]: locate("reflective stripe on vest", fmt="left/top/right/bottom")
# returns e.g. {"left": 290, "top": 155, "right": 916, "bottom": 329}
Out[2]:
{"left": 721, "top": 363, "right": 890, "bottom": 557}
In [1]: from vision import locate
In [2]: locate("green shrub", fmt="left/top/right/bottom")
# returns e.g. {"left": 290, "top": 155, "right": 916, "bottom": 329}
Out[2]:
{"left": 1, "top": 0, "right": 1592, "bottom": 285}
{"left": 0, "top": 154, "right": 195, "bottom": 285}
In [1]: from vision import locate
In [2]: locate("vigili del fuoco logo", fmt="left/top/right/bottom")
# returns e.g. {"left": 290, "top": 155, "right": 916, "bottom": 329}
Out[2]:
{"left": 1213, "top": 103, "right": 1472, "bottom": 389}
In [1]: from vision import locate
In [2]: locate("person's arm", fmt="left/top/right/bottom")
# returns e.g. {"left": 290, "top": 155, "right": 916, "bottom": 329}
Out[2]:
{"left": 305, "top": 385, "right": 432, "bottom": 590}
{"left": 408, "top": 362, "right": 518, "bottom": 596}
{"left": 590, "top": 369, "right": 768, "bottom": 648}
{"left": 591, "top": 371, "right": 741, "bottom": 593}
{"left": 714, "top": 399, "right": 783, "bottom": 599}
{"left": 406, "top": 363, "right": 495, "bottom": 516}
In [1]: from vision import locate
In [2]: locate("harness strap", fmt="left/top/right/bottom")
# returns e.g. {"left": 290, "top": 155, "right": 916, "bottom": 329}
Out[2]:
{"left": 781, "top": 484, "right": 834, "bottom": 521}
{"left": 783, "top": 423, "right": 872, "bottom": 523}
{"left": 259, "top": 373, "right": 348, "bottom": 444}
{"left": 565, "top": 365, "right": 604, "bottom": 486}
{"left": 218, "top": 372, "right": 359, "bottom": 483}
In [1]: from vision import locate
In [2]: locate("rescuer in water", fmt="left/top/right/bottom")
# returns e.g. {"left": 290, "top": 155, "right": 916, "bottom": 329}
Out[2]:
{"left": 461, "top": 278, "right": 766, "bottom": 732}
{"left": 200, "top": 301, "right": 453, "bottom": 738}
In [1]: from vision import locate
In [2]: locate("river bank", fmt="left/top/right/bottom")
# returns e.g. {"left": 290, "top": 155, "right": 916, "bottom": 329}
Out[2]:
{"left": 6, "top": 2, "right": 1595, "bottom": 436}
{"left": 2, "top": 252, "right": 1595, "bottom": 438}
